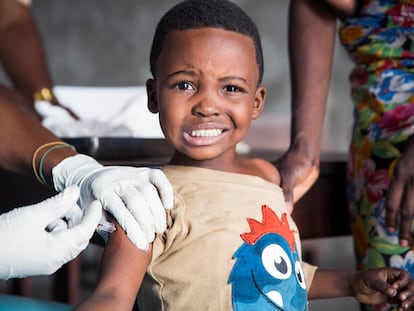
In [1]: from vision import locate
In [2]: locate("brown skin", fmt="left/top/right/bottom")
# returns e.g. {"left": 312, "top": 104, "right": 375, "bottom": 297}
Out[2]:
{"left": 283, "top": 0, "right": 414, "bottom": 247}
{"left": 386, "top": 136, "right": 414, "bottom": 246}
{"left": 74, "top": 223, "right": 151, "bottom": 311}
{"left": 275, "top": 0, "right": 337, "bottom": 212}
{"left": 0, "top": 0, "right": 78, "bottom": 119}
{"left": 309, "top": 268, "right": 414, "bottom": 310}
{"left": 74, "top": 26, "right": 414, "bottom": 310}
{"left": 0, "top": 95, "right": 76, "bottom": 185}
{"left": 147, "top": 28, "right": 279, "bottom": 183}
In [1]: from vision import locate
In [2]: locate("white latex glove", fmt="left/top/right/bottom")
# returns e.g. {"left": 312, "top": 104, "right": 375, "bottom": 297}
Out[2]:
{"left": 0, "top": 186, "right": 102, "bottom": 280}
{"left": 52, "top": 154, "right": 174, "bottom": 250}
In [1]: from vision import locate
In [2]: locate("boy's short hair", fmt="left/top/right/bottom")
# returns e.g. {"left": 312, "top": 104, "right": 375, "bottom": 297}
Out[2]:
{"left": 149, "top": 0, "right": 264, "bottom": 84}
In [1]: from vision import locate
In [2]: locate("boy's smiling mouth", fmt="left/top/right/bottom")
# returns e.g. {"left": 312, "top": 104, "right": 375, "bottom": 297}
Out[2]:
{"left": 190, "top": 129, "right": 223, "bottom": 137}
{"left": 183, "top": 125, "right": 229, "bottom": 146}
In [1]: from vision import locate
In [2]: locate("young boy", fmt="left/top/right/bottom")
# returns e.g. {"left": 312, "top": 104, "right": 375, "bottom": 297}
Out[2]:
{"left": 75, "top": 1, "right": 414, "bottom": 310}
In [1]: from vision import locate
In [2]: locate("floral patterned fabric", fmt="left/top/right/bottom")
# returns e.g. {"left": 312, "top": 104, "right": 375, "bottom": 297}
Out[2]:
{"left": 339, "top": 1, "right": 414, "bottom": 310}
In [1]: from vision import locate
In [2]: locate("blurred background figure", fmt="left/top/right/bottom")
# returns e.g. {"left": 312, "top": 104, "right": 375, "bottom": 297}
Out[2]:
{"left": 0, "top": 0, "right": 78, "bottom": 120}
{"left": 283, "top": 0, "right": 414, "bottom": 310}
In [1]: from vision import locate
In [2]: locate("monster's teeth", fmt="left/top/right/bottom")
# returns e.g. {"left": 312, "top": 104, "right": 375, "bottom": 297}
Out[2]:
{"left": 190, "top": 129, "right": 223, "bottom": 137}
{"left": 265, "top": 291, "right": 283, "bottom": 308}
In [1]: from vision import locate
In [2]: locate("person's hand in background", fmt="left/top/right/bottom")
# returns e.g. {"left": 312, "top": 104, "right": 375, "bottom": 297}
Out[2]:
{"left": 0, "top": 0, "right": 79, "bottom": 121}
{"left": 275, "top": 148, "right": 319, "bottom": 213}
{"left": 385, "top": 138, "right": 414, "bottom": 247}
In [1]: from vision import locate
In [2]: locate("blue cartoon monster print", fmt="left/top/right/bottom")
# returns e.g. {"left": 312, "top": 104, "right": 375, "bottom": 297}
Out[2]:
{"left": 229, "top": 205, "right": 308, "bottom": 311}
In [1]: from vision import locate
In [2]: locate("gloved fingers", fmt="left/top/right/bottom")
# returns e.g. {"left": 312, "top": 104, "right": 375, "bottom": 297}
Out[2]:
{"left": 44, "top": 234, "right": 83, "bottom": 274}
{"left": 132, "top": 182, "right": 168, "bottom": 234}
{"left": 53, "top": 200, "right": 102, "bottom": 250}
{"left": 46, "top": 219, "right": 68, "bottom": 232}
{"left": 33, "top": 185, "right": 81, "bottom": 227}
{"left": 45, "top": 204, "right": 82, "bottom": 232}
{"left": 45, "top": 189, "right": 82, "bottom": 233}
{"left": 73, "top": 200, "right": 102, "bottom": 242}
{"left": 52, "top": 154, "right": 104, "bottom": 193}
{"left": 148, "top": 169, "right": 174, "bottom": 210}
{"left": 64, "top": 204, "right": 83, "bottom": 228}
{"left": 125, "top": 221, "right": 150, "bottom": 251}
{"left": 101, "top": 192, "right": 150, "bottom": 250}
{"left": 117, "top": 184, "right": 157, "bottom": 241}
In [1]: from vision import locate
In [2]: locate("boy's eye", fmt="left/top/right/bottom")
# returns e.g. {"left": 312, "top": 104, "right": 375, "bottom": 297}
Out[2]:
{"left": 175, "top": 82, "right": 194, "bottom": 91}
{"left": 224, "top": 85, "right": 242, "bottom": 92}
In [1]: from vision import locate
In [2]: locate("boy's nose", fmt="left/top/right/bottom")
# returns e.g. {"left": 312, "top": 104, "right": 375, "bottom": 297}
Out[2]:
{"left": 191, "top": 92, "right": 221, "bottom": 117}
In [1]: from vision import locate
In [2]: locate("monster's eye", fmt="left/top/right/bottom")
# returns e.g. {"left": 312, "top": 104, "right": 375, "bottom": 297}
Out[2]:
{"left": 261, "top": 244, "right": 292, "bottom": 280}
{"left": 295, "top": 261, "right": 306, "bottom": 289}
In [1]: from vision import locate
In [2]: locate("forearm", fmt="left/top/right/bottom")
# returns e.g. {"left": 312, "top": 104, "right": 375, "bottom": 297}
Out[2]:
{"left": 288, "top": 0, "right": 337, "bottom": 161}
{"left": 0, "top": 0, "right": 53, "bottom": 100}
{"left": 75, "top": 223, "right": 151, "bottom": 311}
{"left": 0, "top": 97, "right": 76, "bottom": 180}
{"left": 308, "top": 269, "right": 355, "bottom": 299}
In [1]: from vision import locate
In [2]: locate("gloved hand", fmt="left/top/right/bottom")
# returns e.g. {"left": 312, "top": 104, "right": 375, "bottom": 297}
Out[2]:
{"left": 52, "top": 154, "right": 174, "bottom": 250}
{"left": 0, "top": 186, "right": 102, "bottom": 280}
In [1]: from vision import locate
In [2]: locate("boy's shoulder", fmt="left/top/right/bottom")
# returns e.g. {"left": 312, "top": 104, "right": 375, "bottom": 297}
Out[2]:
{"left": 162, "top": 159, "right": 280, "bottom": 186}
{"left": 240, "top": 156, "right": 280, "bottom": 185}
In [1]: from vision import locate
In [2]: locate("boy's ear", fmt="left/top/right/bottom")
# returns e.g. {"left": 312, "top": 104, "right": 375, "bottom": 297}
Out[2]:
{"left": 251, "top": 85, "right": 266, "bottom": 120}
{"left": 146, "top": 79, "right": 159, "bottom": 113}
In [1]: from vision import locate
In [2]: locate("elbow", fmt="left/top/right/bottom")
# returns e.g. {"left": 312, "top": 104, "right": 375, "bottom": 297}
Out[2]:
{"left": 325, "top": 0, "right": 360, "bottom": 19}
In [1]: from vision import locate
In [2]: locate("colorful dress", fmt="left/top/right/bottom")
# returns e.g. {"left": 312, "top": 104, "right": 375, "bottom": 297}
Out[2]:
{"left": 339, "top": 0, "right": 414, "bottom": 310}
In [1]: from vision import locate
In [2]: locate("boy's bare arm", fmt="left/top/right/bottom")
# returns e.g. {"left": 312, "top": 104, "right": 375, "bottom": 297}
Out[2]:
{"left": 75, "top": 222, "right": 152, "bottom": 311}
{"left": 308, "top": 268, "right": 414, "bottom": 309}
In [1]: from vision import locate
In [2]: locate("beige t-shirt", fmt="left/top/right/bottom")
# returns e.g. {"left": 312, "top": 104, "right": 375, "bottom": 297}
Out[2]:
{"left": 137, "top": 165, "right": 317, "bottom": 310}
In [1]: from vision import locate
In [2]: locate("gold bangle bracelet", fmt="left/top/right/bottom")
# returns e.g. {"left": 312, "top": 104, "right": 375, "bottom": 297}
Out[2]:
{"left": 33, "top": 87, "right": 57, "bottom": 102}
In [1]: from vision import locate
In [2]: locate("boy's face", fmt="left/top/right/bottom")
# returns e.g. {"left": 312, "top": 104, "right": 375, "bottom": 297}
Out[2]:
{"left": 147, "top": 27, "right": 266, "bottom": 163}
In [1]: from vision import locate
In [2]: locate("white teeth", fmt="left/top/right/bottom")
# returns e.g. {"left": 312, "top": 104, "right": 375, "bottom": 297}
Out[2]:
{"left": 190, "top": 129, "right": 223, "bottom": 137}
